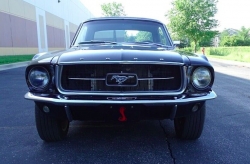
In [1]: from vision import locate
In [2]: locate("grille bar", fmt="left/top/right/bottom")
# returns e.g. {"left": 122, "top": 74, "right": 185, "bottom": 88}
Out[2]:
{"left": 68, "top": 77, "right": 174, "bottom": 80}
{"left": 69, "top": 78, "right": 105, "bottom": 80}
{"left": 138, "top": 77, "right": 174, "bottom": 80}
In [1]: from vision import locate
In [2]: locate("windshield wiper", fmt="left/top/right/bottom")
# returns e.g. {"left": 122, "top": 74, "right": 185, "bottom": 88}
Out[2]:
{"left": 129, "top": 42, "right": 173, "bottom": 49}
{"left": 78, "top": 40, "right": 117, "bottom": 45}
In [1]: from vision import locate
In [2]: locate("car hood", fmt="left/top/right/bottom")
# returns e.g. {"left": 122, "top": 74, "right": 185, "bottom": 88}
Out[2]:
{"left": 57, "top": 49, "right": 187, "bottom": 64}
{"left": 30, "top": 47, "right": 211, "bottom": 67}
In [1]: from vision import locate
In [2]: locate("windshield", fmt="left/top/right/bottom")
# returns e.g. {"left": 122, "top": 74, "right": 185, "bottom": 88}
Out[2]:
{"left": 73, "top": 19, "right": 173, "bottom": 47}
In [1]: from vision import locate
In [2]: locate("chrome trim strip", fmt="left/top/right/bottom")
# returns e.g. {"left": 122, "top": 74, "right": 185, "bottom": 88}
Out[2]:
{"left": 138, "top": 77, "right": 174, "bottom": 80}
{"left": 69, "top": 78, "right": 105, "bottom": 80}
{"left": 68, "top": 77, "right": 174, "bottom": 81}
{"left": 56, "top": 65, "right": 187, "bottom": 96}
{"left": 58, "top": 61, "right": 185, "bottom": 65}
{"left": 24, "top": 91, "right": 217, "bottom": 105}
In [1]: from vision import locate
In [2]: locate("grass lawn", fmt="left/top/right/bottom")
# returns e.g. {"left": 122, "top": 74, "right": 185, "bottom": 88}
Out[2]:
{"left": 0, "top": 55, "right": 34, "bottom": 65}
{"left": 206, "top": 53, "right": 250, "bottom": 63}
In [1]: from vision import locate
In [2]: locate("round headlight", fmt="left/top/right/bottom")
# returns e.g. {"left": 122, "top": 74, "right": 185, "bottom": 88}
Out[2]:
{"left": 191, "top": 67, "right": 211, "bottom": 89}
{"left": 28, "top": 67, "right": 50, "bottom": 89}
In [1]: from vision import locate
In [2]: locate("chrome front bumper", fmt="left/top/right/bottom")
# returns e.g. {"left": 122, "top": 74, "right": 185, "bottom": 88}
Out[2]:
{"left": 24, "top": 91, "right": 217, "bottom": 105}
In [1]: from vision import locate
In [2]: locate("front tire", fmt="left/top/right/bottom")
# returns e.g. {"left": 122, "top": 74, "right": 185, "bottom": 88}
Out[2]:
{"left": 35, "top": 105, "right": 69, "bottom": 142}
{"left": 174, "top": 103, "right": 206, "bottom": 140}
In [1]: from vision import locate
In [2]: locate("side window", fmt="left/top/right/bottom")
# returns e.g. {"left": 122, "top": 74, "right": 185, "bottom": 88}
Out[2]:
{"left": 135, "top": 31, "right": 153, "bottom": 42}
{"left": 94, "top": 30, "right": 113, "bottom": 41}
{"left": 158, "top": 27, "right": 166, "bottom": 45}
{"left": 94, "top": 30, "right": 126, "bottom": 42}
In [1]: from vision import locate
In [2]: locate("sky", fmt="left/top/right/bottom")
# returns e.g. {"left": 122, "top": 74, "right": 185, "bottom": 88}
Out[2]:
{"left": 80, "top": 0, "right": 250, "bottom": 31}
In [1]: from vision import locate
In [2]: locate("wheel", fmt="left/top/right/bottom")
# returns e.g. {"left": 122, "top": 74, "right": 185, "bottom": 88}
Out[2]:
{"left": 174, "top": 103, "right": 206, "bottom": 140}
{"left": 35, "top": 105, "right": 69, "bottom": 142}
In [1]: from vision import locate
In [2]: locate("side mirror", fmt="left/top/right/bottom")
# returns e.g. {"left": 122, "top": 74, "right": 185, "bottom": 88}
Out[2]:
{"left": 173, "top": 41, "right": 180, "bottom": 48}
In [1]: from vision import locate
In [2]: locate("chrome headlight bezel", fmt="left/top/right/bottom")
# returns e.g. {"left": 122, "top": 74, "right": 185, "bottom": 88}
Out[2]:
{"left": 191, "top": 67, "right": 212, "bottom": 90}
{"left": 28, "top": 66, "right": 50, "bottom": 91}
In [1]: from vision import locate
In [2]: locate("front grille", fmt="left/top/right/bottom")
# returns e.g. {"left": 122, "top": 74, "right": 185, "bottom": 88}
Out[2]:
{"left": 60, "top": 64, "right": 183, "bottom": 92}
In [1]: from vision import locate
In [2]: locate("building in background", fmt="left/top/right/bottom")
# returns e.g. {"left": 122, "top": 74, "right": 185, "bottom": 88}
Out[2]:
{"left": 0, "top": 0, "right": 93, "bottom": 55}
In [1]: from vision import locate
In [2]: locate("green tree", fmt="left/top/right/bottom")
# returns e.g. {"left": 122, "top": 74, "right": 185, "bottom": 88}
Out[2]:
{"left": 237, "top": 26, "right": 250, "bottom": 42}
{"left": 166, "top": 0, "right": 218, "bottom": 52}
{"left": 219, "top": 28, "right": 250, "bottom": 46}
{"left": 168, "top": 29, "right": 190, "bottom": 48}
{"left": 219, "top": 30, "right": 234, "bottom": 46}
{"left": 101, "top": 2, "right": 126, "bottom": 17}
{"left": 199, "top": 31, "right": 217, "bottom": 47}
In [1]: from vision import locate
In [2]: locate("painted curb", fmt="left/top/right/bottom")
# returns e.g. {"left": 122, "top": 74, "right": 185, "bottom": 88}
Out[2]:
{"left": 208, "top": 57, "right": 250, "bottom": 68}
{"left": 0, "top": 61, "right": 30, "bottom": 71}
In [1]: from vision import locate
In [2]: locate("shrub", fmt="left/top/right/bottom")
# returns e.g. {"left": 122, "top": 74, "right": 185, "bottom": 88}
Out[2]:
{"left": 181, "top": 47, "right": 193, "bottom": 52}
{"left": 209, "top": 47, "right": 230, "bottom": 56}
{"left": 206, "top": 46, "right": 250, "bottom": 62}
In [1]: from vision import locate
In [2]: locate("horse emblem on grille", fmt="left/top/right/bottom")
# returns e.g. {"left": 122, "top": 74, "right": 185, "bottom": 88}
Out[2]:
{"left": 111, "top": 75, "right": 134, "bottom": 85}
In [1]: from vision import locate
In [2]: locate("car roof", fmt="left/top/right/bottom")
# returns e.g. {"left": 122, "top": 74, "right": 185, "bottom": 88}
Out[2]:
{"left": 83, "top": 17, "right": 163, "bottom": 24}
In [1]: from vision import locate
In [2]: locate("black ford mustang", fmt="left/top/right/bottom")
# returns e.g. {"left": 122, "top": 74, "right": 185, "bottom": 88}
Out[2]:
{"left": 24, "top": 17, "right": 216, "bottom": 141}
